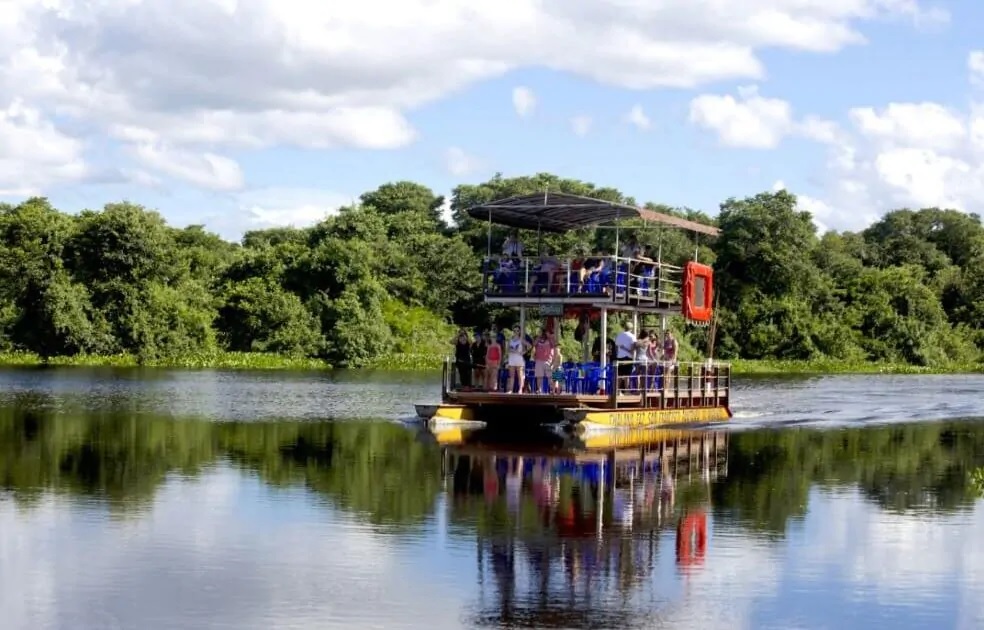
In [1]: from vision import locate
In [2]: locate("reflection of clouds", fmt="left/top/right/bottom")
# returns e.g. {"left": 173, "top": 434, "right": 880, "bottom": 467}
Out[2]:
{"left": 652, "top": 527, "right": 783, "bottom": 630}
{"left": 777, "top": 487, "right": 984, "bottom": 629}
{"left": 0, "top": 468, "right": 467, "bottom": 630}
{"left": 5, "top": 466, "right": 984, "bottom": 629}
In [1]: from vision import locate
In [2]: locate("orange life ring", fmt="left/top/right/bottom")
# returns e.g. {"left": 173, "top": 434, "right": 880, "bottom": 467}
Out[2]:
{"left": 682, "top": 262, "right": 714, "bottom": 323}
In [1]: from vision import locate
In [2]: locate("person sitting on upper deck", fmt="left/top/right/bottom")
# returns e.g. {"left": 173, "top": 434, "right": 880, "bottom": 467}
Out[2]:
{"left": 619, "top": 236, "right": 640, "bottom": 261}
{"left": 579, "top": 250, "right": 608, "bottom": 292}
{"left": 531, "top": 249, "right": 561, "bottom": 293}
{"left": 502, "top": 230, "right": 523, "bottom": 260}
{"left": 630, "top": 244, "right": 656, "bottom": 295}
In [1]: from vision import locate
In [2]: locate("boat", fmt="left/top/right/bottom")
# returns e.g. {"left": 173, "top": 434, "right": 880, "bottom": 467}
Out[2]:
{"left": 414, "top": 191, "right": 732, "bottom": 429}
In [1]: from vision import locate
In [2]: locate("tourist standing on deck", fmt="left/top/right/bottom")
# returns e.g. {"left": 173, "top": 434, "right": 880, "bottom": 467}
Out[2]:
{"left": 663, "top": 330, "right": 678, "bottom": 363}
{"left": 633, "top": 330, "right": 651, "bottom": 392}
{"left": 532, "top": 328, "right": 554, "bottom": 394}
{"left": 614, "top": 322, "right": 636, "bottom": 388}
{"left": 471, "top": 332, "right": 488, "bottom": 390}
{"left": 453, "top": 330, "right": 472, "bottom": 388}
{"left": 485, "top": 333, "right": 502, "bottom": 391}
{"left": 505, "top": 325, "right": 530, "bottom": 394}
{"left": 663, "top": 330, "right": 678, "bottom": 389}
{"left": 550, "top": 346, "right": 565, "bottom": 394}
{"left": 647, "top": 329, "right": 662, "bottom": 382}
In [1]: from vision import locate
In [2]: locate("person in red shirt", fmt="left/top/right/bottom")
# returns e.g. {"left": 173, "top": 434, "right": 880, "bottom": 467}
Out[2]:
{"left": 485, "top": 334, "right": 502, "bottom": 391}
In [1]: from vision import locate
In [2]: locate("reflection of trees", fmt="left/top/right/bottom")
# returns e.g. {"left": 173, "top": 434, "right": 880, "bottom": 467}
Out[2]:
{"left": 716, "top": 421, "right": 984, "bottom": 534}
{"left": 3, "top": 401, "right": 984, "bottom": 542}
{"left": 0, "top": 403, "right": 441, "bottom": 525}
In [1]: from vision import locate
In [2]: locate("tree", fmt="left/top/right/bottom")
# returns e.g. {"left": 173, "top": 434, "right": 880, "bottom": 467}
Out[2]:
{"left": 0, "top": 174, "right": 980, "bottom": 368}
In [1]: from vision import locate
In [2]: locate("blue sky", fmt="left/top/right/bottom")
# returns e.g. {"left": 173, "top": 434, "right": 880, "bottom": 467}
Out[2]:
{"left": 0, "top": 0, "right": 981, "bottom": 239}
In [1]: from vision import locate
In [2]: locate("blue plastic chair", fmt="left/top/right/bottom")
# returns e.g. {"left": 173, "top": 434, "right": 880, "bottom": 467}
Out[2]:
{"left": 615, "top": 263, "right": 629, "bottom": 294}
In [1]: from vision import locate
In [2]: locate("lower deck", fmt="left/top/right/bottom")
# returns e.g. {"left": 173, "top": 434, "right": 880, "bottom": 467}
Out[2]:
{"left": 420, "top": 359, "right": 733, "bottom": 428}
{"left": 446, "top": 388, "right": 730, "bottom": 408}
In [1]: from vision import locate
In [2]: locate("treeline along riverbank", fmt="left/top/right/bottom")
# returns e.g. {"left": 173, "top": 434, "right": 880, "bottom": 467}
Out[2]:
{"left": 2, "top": 173, "right": 984, "bottom": 372}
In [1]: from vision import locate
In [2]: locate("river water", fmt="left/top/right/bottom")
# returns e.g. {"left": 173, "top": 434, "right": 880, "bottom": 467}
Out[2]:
{"left": 2, "top": 367, "right": 984, "bottom": 629}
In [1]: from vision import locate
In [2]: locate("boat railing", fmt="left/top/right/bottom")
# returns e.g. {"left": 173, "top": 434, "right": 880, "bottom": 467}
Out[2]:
{"left": 609, "top": 360, "right": 731, "bottom": 408}
{"left": 481, "top": 254, "right": 682, "bottom": 306}
{"left": 444, "top": 355, "right": 731, "bottom": 403}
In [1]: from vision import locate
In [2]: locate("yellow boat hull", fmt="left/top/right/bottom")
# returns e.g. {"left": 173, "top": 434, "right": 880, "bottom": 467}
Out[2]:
{"left": 414, "top": 404, "right": 479, "bottom": 422}
{"left": 564, "top": 405, "right": 731, "bottom": 428}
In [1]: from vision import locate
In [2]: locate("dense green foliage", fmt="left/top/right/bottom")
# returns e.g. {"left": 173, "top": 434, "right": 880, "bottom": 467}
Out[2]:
{"left": 3, "top": 174, "right": 984, "bottom": 368}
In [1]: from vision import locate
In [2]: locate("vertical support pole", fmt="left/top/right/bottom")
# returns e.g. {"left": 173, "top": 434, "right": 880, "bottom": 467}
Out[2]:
{"left": 582, "top": 319, "right": 590, "bottom": 364}
{"left": 600, "top": 307, "right": 608, "bottom": 369}
{"left": 520, "top": 305, "right": 526, "bottom": 340}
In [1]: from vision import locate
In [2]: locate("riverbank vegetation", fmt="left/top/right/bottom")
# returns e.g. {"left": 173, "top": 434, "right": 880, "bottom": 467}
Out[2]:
{"left": 2, "top": 173, "right": 984, "bottom": 372}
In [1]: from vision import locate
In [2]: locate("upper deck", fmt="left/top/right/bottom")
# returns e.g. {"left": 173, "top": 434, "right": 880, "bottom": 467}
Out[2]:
{"left": 466, "top": 191, "right": 719, "bottom": 316}
{"left": 482, "top": 253, "right": 682, "bottom": 313}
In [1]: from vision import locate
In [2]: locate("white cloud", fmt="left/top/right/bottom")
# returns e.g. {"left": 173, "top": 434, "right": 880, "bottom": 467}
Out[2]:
{"left": 970, "top": 51, "right": 984, "bottom": 86}
{"left": 570, "top": 114, "right": 592, "bottom": 137}
{"left": 0, "top": 99, "right": 87, "bottom": 197}
{"left": 690, "top": 72, "right": 984, "bottom": 232}
{"left": 850, "top": 102, "right": 966, "bottom": 152}
{"left": 689, "top": 86, "right": 794, "bottom": 149}
{"left": 772, "top": 180, "right": 836, "bottom": 233}
{"left": 625, "top": 105, "right": 652, "bottom": 130}
{"left": 129, "top": 144, "right": 245, "bottom": 191}
{"left": 236, "top": 187, "right": 352, "bottom": 229}
{"left": 809, "top": 97, "right": 984, "bottom": 230}
{"left": 0, "top": 0, "right": 950, "bottom": 206}
{"left": 512, "top": 86, "right": 536, "bottom": 118}
{"left": 444, "top": 147, "right": 482, "bottom": 176}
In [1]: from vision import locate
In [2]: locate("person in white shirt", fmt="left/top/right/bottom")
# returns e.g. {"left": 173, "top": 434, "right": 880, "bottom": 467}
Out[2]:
{"left": 502, "top": 231, "right": 523, "bottom": 259}
{"left": 619, "top": 237, "right": 639, "bottom": 261}
{"left": 614, "top": 322, "right": 637, "bottom": 387}
{"left": 505, "top": 325, "right": 530, "bottom": 393}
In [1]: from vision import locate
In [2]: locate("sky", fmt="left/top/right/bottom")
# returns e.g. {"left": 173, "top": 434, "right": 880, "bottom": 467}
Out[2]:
{"left": 0, "top": 0, "right": 982, "bottom": 240}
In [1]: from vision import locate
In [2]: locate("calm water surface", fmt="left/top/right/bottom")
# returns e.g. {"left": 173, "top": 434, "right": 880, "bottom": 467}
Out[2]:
{"left": 2, "top": 367, "right": 984, "bottom": 629}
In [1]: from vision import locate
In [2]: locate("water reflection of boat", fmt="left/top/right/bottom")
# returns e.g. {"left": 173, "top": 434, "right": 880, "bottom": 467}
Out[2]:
{"left": 431, "top": 426, "right": 726, "bottom": 627}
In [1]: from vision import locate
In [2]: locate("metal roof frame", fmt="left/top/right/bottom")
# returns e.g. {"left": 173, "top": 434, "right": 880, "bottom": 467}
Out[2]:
{"left": 465, "top": 192, "right": 720, "bottom": 236}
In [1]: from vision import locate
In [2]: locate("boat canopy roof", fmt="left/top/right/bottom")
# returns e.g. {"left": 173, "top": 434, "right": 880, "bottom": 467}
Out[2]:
{"left": 465, "top": 192, "right": 720, "bottom": 236}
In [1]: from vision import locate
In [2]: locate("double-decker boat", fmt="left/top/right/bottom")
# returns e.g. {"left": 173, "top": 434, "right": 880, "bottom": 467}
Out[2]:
{"left": 414, "top": 191, "right": 732, "bottom": 429}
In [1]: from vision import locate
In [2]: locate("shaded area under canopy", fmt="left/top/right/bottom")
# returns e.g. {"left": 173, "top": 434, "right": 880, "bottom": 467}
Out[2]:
{"left": 465, "top": 192, "right": 720, "bottom": 236}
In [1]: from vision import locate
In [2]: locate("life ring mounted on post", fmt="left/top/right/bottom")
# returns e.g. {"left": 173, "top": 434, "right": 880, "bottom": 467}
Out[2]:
{"left": 682, "top": 262, "right": 714, "bottom": 323}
